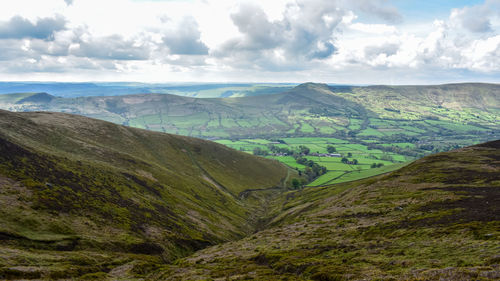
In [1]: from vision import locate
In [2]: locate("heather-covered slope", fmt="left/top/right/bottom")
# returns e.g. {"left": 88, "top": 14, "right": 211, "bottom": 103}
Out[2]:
{"left": 0, "top": 110, "right": 293, "bottom": 279}
{"left": 153, "top": 140, "right": 500, "bottom": 280}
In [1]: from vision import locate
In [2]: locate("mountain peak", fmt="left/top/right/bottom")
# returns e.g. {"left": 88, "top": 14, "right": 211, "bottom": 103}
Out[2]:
{"left": 16, "top": 92, "right": 55, "bottom": 104}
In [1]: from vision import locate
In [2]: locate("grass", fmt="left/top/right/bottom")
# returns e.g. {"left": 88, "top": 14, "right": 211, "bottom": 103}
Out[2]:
{"left": 216, "top": 137, "right": 411, "bottom": 186}
{"left": 326, "top": 162, "right": 408, "bottom": 184}
{"left": 307, "top": 171, "right": 346, "bottom": 186}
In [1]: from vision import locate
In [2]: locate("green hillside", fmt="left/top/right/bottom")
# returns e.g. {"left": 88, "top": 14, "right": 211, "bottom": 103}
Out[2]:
{"left": 2, "top": 83, "right": 498, "bottom": 188}
{"left": 1, "top": 83, "right": 498, "bottom": 144}
{"left": 153, "top": 140, "right": 500, "bottom": 280}
{"left": 0, "top": 110, "right": 294, "bottom": 279}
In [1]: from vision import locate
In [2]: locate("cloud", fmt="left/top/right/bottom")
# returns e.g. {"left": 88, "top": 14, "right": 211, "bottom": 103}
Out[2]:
{"left": 346, "top": 0, "right": 402, "bottom": 23}
{"left": 450, "top": 0, "right": 500, "bottom": 33}
{"left": 459, "top": 35, "right": 500, "bottom": 72}
{"left": 349, "top": 23, "right": 397, "bottom": 34}
{"left": 364, "top": 43, "right": 399, "bottom": 60}
{"left": 0, "top": 15, "right": 66, "bottom": 40}
{"left": 70, "top": 31, "right": 151, "bottom": 60}
{"left": 0, "top": 40, "right": 31, "bottom": 61}
{"left": 228, "top": 3, "right": 282, "bottom": 51}
{"left": 0, "top": 0, "right": 498, "bottom": 83}
{"left": 214, "top": 0, "right": 344, "bottom": 70}
{"left": 162, "top": 17, "right": 209, "bottom": 55}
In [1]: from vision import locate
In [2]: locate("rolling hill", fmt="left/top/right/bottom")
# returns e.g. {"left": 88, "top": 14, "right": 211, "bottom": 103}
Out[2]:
{"left": 0, "top": 83, "right": 498, "bottom": 146}
{"left": 0, "top": 109, "right": 294, "bottom": 279}
{"left": 152, "top": 140, "right": 500, "bottom": 280}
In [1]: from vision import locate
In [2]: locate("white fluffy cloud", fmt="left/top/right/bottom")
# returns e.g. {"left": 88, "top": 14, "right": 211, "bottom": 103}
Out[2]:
{"left": 0, "top": 0, "right": 498, "bottom": 83}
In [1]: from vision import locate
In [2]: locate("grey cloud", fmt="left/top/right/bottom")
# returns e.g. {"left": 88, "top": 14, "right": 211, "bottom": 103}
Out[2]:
{"left": 283, "top": 0, "right": 343, "bottom": 58}
{"left": 229, "top": 4, "right": 282, "bottom": 50}
{"left": 458, "top": 7, "right": 492, "bottom": 33}
{"left": 455, "top": 0, "right": 500, "bottom": 33}
{"left": 71, "top": 34, "right": 150, "bottom": 60}
{"left": 0, "top": 15, "right": 66, "bottom": 40}
{"left": 64, "top": 0, "right": 73, "bottom": 5}
{"left": 364, "top": 43, "right": 399, "bottom": 59}
{"left": 2, "top": 55, "right": 119, "bottom": 74}
{"left": 30, "top": 38, "right": 71, "bottom": 57}
{"left": 0, "top": 40, "right": 31, "bottom": 61}
{"left": 162, "top": 17, "right": 208, "bottom": 55}
{"left": 348, "top": 0, "right": 402, "bottom": 23}
{"left": 309, "top": 42, "right": 336, "bottom": 59}
{"left": 462, "top": 17, "right": 491, "bottom": 33}
{"left": 215, "top": 0, "right": 343, "bottom": 70}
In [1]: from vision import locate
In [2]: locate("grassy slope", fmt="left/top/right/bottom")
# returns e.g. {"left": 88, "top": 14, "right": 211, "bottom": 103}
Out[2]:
{"left": 153, "top": 140, "right": 500, "bottom": 280}
{"left": 0, "top": 110, "right": 293, "bottom": 279}
{"left": 341, "top": 83, "right": 500, "bottom": 124}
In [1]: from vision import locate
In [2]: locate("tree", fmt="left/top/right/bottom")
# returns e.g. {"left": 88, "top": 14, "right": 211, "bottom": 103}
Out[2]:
{"left": 380, "top": 153, "right": 394, "bottom": 161}
{"left": 299, "top": 145, "right": 310, "bottom": 155}
{"left": 327, "top": 145, "right": 336, "bottom": 153}
{"left": 296, "top": 157, "right": 308, "bottom": 165}
{"left": 253, "top": 147, "right": 268, "bottom": 156}
{"left": 341, "top": 157, "right": 348, "bottom": 164}
{"left": 291, "top": 178, "right": 301, "bottom": 189}
{"left": 347, "top": 152, "right": 352, "bottom": 157}
{"left": 352, "top": 159, "right": 358, "bottom": 165}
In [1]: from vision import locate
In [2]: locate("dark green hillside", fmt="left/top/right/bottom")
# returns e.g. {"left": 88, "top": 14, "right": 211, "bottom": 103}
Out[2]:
{"left": 0, "top": 110, "right": 293, "bottom": 279}
{"left": 154, "top": 140, "right": 500, "bottom": 280}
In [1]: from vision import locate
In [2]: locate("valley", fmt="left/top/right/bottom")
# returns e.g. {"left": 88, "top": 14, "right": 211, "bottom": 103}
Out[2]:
{"left": 152, "top": 140, "right": 500, "bottom": 280}
{"left": 0, "top": 109, "right": 497, "bottom": 280}
{"left": 2, "top": 0, "right": 499, "bottom": 279}
{"left": 1, "top": 82, "right": 498, "bottom": 187}
{"left": 0, "top": 83, "right": 499, "bottom": 280}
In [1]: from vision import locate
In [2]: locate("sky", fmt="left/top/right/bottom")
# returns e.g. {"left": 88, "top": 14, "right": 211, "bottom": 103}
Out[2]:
{"left": 0, "top": 0, "right": 499, "bottom": 84}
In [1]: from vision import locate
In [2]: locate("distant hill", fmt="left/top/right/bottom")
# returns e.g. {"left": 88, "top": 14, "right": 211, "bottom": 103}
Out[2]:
{"left": 153, "top": 140, "right": 500, "bottom": 280}
{"left": 0, "top": 110, "right": 294, "bottom": 279}
{"left": 1, "top": 82, "right": 498, "bottom": 152}
{"left": 0, "top": 82, "right": 295, "bottom": 98}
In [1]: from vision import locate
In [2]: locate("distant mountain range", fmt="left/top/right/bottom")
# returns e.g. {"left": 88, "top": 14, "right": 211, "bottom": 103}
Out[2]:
{"left": 1, "top": 82, "right": 498, "bottom": 153}
{"left": 0, "top": 82, "right": 296, "bottom": 98}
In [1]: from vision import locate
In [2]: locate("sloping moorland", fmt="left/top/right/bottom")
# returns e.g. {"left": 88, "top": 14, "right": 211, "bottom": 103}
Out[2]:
{"left": 152, "top": 140, "right": 500, "bottom": 280}
{"left": 0, "top": 110, "right": 296, "bottom": 279}
{"left": 0, "top": 109, "right": 498, "bottom": 280}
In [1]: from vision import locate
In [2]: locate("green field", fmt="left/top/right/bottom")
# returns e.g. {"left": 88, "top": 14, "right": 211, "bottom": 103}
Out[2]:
{"left": 215, "top": 137, "right": 411, "bottom": 186}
